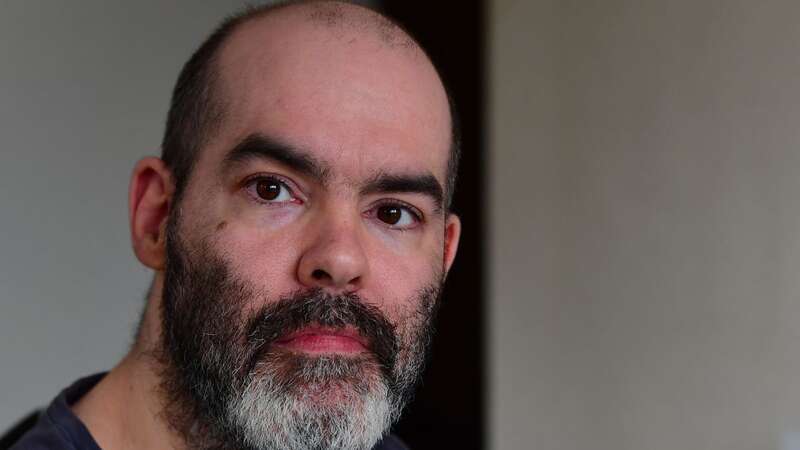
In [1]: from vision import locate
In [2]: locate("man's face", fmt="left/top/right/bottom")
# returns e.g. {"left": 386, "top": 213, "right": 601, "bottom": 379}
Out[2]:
{"left": 158, "top": 11, "right": 457, "bottom": 450}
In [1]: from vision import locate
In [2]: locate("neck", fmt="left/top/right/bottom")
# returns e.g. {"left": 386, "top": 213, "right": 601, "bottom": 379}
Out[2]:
{"left": 72, "top": 279, "right": 186, "bottom": 450}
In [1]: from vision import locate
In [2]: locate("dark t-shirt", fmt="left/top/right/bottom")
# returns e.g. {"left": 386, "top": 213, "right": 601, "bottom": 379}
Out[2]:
{"left": 9, "top": 373, "right": 408, "bottom": 450}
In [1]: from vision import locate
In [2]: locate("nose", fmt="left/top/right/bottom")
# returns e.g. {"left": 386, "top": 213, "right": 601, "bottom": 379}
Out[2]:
{"left": 297, "top": 212, "right": 369, "bottom": 293}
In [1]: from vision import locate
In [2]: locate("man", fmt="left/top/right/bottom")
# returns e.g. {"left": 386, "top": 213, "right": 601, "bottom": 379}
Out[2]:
{"left": 7, "top": 1, "right": 460, "bottom": 449}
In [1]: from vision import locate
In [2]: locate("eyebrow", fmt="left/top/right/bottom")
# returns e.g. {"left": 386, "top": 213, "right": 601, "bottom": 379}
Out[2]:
{"left": 222, "top": 133, "right": 329, "bottom": 182}
{"left": 223, "top": 132, "right": 444, "bottom": 212}
{"left": 361, "top": 172, "right": 444, "bottom": 213}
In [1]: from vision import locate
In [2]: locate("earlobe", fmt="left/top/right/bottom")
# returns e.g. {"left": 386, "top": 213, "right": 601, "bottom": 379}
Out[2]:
{"left": 129, "top": 157, "right": 174, "bottom": 271}
{"left": 442, "top": 213, "right": 461, "bottom": 276}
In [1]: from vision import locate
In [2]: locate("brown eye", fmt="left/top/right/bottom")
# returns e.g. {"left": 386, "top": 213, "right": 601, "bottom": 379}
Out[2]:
{"left": 256, "top": 179, "right": 282, "bottom": 200}
{"left": 250, "top": 177, "right": 294, "bottom": 203}
{"left": 375, "top": 203, "right": 421, "bottom": 229}
{"left": 377, "top": 205, "right": 402, "bottom": 225}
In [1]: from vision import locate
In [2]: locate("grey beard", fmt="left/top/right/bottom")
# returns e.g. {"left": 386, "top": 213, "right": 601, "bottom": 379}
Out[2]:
{"left": 158, "top": 218, "right": 441, "bottom": 450}
{"left": 229, "top": 354, "right": 399, "bottom": 450}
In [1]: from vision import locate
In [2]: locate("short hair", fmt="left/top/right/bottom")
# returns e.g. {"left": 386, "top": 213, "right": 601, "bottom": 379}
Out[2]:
{"left": 160, "top": 0, "right": 460, "bottom": 209}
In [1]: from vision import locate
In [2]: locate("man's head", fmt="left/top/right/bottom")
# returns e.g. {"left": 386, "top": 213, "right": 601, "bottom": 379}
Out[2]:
{"left": 127, "top": 2, "right": 460, "bottom": 449}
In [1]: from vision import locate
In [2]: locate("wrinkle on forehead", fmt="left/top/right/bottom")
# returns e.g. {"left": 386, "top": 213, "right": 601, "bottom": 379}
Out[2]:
{"left": 214, "top": 1, "right": 444, "bottom": 115}
{"left": 204, "top": 1, "right": 451, "bottom": 193}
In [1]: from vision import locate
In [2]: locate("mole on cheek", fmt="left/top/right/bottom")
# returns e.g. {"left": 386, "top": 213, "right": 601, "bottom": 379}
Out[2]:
{"left": 216, "top": 221, "right": 228, "bottom": 231}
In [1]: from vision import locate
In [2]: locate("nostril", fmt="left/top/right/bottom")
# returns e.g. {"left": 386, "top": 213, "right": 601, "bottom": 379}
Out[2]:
{"left": 311, "top": 269, "right": 330, "bottom": 281}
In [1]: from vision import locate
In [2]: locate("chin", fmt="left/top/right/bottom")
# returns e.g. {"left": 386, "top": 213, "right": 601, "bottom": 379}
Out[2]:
{"left": 228, "top": 352, "right": 399, "bottom": 450}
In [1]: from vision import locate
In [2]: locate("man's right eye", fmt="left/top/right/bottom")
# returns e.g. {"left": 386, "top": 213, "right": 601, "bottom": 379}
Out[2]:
{"left": 244, "top": 176, "right": 299, "bottom": 204}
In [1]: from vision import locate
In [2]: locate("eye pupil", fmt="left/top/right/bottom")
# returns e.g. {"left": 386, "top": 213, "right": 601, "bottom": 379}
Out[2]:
{"left": 256, "top": 179, "right": 281, "bottom": 200}
{"left": 377, "top": 205, "right": 402, "bottom": 225}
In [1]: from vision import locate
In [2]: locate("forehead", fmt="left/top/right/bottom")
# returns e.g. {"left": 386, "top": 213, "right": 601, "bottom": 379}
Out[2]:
{"left": 203, "top": 8, "right": 451, "bottom": 184}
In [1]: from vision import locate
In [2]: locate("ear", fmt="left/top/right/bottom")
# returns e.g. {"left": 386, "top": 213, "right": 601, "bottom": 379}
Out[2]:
{"left": 129, "top": 157, "right": 174, "bottom": 271}
{"left": 442, "top": 213, "right": 461, "bottom": 277}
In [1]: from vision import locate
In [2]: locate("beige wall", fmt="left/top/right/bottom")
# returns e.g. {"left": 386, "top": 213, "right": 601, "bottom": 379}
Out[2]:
{"left": 489, "top": 1, "right": 800, "bottom": 449}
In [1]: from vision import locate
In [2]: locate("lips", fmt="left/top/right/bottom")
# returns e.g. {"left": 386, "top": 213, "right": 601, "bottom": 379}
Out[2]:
{"left": 273, "top": 325, "right": 369, "bottom": 354}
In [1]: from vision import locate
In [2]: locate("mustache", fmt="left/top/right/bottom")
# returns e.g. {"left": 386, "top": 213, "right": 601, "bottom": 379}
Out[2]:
{"left": 243, "top": 289, "right": 398, "bottom": 378}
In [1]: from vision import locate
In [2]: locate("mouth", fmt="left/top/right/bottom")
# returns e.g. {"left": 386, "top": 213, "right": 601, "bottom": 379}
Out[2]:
{"left": 273, "top": 325, "right": 369, "bottom": 355}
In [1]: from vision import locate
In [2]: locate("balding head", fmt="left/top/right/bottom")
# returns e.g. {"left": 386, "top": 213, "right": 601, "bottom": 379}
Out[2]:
{"left": 161, "top": 0, "right": 459, "bottom": 210}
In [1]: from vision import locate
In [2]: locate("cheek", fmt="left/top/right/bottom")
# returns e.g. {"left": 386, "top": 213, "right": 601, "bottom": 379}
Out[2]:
{"left": 362, "top": 232, "right": 444, "bottom": 311}
{"left": 206, "top": 194, "right": 310, "bottom": 290}
{"left": 210, "top": 223, "right": 304, "bottom": 299}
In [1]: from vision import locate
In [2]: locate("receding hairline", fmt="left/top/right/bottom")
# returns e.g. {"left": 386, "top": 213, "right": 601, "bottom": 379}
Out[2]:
{"left": 236, "top": 1, "right": 419, "bottom": 49}
{"left": 162, "top": 0, "right": 460, "bottom": 209}
{"left": 206, "top": 0, "right": 441, "bottom": 136}
{"left": 214, "top": 0, "right": 429, "bottom": 89}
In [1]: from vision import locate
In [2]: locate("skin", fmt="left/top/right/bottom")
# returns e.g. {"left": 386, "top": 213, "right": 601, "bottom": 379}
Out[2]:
{"left": 72, "top": 3, "right": 460, "bottom": 449}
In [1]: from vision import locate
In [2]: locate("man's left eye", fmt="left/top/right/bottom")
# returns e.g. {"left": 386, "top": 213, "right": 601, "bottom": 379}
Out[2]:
{"left": 374, "top": 204, "right": 421, "bottom": 229}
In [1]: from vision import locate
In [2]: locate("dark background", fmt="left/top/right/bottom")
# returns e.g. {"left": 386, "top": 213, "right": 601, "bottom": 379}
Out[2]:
{"left": 381, "top": 2, "right": 486, "bottom": 449}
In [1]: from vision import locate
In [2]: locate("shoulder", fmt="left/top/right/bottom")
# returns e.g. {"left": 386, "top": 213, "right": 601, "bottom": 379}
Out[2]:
{"left": 6, "top": 410, "right": 72, "bottom": 450}
{"left": 0, "top": 411, "right": 39, "bottom": 449}
{"left": 4, "top": 374, "right": 106, "bottom": 450}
